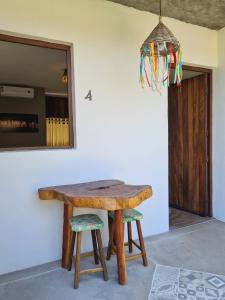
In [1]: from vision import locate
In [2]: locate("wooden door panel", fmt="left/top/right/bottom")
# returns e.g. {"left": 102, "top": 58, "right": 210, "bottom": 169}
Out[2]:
{"left": 169, "top": 74, "right": 208, "bottom": 216}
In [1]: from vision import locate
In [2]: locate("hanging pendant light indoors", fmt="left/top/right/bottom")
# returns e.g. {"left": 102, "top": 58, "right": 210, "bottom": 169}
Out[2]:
{"left": 140, "top": 0, "right": 182, "bottom": 92}
{"left": 61, "top": 69, "right": 68, "bottom": 84}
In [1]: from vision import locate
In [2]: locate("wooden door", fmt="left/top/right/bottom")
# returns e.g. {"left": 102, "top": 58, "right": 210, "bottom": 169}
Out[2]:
{"left": 168, "top": 74, "right": 209, "bottom": 216}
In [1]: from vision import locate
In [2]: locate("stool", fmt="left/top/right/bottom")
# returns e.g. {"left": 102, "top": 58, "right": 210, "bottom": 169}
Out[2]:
{"left": 107, "top": 209, "right": 148, "bottom": 266}
{"left": 68, "top": 214, "right": 108, "bottom": 289}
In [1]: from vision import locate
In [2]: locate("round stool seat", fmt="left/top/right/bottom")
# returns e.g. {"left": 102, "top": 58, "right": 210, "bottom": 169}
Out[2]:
{"left": 108, "top": 209, "right": 143, "bottom": 223}
{"left": 70, "top": 214, "right": 104, "bottom": 232}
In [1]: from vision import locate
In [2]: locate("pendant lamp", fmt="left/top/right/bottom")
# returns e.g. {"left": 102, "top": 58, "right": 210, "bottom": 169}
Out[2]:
{"left": 140, "top": 0, "right": 182, "bottom": 92}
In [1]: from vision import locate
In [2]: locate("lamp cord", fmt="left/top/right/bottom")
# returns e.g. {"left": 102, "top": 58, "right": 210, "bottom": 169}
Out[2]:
{"left": 159, "top": 0, "right": 162, "bottom": 22}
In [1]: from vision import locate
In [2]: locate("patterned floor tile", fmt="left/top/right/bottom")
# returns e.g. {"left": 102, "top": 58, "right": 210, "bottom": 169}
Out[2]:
{"left": 180, "top": 269, "right": 204, "bottom": 286}
{"left": 149, "top": 265, "right": 179, "bottom": 300}
{"left": 148, "top": 265, "right": 225, "bottom": 300}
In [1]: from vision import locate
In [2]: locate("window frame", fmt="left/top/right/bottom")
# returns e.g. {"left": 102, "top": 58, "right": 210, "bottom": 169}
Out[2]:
{"left": 0, "top": 33, "right": 75, "bottom": 151}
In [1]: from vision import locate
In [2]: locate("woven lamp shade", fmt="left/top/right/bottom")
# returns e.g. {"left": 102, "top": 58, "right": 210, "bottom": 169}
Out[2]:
{"left": 141, "top": 19, "right": 180, "bottom": 57}
{"left": 139, "top": 16, "right": 182, "bottom": 91}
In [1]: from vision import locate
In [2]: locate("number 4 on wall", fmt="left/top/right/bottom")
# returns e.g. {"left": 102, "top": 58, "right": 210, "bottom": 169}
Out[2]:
{"left": 85, "top": 90, "right": 92, "bottom": 101}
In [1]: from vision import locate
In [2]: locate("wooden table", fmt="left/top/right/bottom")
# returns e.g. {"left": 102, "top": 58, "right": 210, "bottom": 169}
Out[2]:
{"left": 38, "top": 180, "right": 152, "bottom": 285}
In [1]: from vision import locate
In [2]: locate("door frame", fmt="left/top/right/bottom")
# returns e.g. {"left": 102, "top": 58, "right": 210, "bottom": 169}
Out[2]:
{"left": 168, "top": 64, "right": 213, "bottom": 217}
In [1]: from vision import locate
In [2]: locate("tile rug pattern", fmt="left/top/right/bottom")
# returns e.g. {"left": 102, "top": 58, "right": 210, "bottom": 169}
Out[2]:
{"left": 149, "top": 265, "right": 225, "bottom": 300}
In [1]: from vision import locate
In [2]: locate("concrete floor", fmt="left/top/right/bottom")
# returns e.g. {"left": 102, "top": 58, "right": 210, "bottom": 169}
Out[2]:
{"left": 0, "top": 219, "right": 224, "bottom": 300}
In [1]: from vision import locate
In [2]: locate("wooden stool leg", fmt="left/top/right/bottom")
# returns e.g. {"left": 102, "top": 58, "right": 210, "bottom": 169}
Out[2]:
{"left": 96, "top": 230, "right": 108, "bottom": 281}
{"left": 62, "top": 204, "right": 73, "bottom": 269}
{"left": 68, "top": 232, "right": 76, "bottom": 271}
{"left": 136, "top": 220, "right": 148, "bottom": 267}
{"left": 107, "top": 212, "right": 112, "bottom": 238}
{"left": 114, "top": 210, "right": 127, "bottom": 285}
{"left": 74, "top": 232, "right": 82, "bottom": 289}
{"left": 91, "top": 230, "right": 99, "bottom": 265}
{"left": 107, "top": 219, "right": 115, "bottom": 260}
{"left": 127, "top": 222, "right": 133, "bottom": 253}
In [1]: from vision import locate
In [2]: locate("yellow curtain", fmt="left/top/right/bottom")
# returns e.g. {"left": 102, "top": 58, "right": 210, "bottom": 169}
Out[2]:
{"left": 46, "top": 118, "right": 69, "bottom": 147}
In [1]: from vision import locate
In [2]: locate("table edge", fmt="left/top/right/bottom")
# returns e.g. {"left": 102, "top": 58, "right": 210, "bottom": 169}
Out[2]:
{"left": 38, "top": 185, "right": 153, "bottom": 210}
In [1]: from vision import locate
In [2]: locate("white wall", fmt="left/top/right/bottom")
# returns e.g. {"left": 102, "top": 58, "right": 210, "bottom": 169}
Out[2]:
{"left": 213, "top": 27, "right": 225, "bottom": 220}
{"left": 0, "top": 0, "right": 217, "bottom": 275}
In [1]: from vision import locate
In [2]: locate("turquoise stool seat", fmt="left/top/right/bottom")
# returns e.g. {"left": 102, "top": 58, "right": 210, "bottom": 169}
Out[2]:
{"left": 108, "top": 209, "right": 143, "bottom": 223}
{"left": 69, "top": 214, "right": 104, "bottom": 232}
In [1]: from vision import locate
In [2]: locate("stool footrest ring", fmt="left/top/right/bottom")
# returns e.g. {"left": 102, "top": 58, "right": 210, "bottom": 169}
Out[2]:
{"left": 80, "top": 267, "right": 103, "bottom": 276}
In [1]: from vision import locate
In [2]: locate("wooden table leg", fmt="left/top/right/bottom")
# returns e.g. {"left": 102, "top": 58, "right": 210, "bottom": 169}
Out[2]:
{"left": 62, "top": 204, "right": 73, "bottom": 268}
{"left": 114, "top": 209, "right": 127, "bottom": 285}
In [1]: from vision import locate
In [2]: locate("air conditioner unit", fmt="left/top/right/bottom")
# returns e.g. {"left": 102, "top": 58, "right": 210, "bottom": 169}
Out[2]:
{"left": 0, "top": 86, "right": 34, "bottom": 99}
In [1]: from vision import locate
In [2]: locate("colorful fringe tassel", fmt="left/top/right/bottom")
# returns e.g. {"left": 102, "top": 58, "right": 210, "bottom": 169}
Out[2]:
{"left": 140, "top": 41, "right": 182, "bottom": 92}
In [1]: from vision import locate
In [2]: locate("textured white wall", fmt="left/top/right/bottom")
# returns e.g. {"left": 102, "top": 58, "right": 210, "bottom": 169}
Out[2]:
{"left": 213, "top": 27, "right": 225, "bottom": 221}
{"left": 0, "top": 0, "right": 217, "bottom": 275}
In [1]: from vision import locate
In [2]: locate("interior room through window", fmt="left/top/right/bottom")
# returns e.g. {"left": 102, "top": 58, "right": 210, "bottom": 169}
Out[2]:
{"left": 0, "top": 35, "right": 73, "bottom": 150}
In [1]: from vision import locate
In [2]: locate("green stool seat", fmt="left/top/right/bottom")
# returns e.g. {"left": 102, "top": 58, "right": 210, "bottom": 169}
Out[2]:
{"left": 70, "top": 214, "right": 104, "bottom": 232}
{"left": 108, "top": 209, "right": 143, "bottom": 223}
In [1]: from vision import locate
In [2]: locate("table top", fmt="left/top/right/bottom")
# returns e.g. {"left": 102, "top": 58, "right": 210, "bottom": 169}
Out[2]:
{"left": 38, "top": 180, "right": 152, "bottom": 210}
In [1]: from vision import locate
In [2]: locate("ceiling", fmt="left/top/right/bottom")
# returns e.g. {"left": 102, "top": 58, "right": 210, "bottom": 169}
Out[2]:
{"left": 108, "top": 0, "right": 225, "bottom": 30}
{"left": 0, "top": 41, "right": 67, "bottom": 95}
